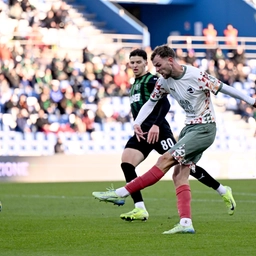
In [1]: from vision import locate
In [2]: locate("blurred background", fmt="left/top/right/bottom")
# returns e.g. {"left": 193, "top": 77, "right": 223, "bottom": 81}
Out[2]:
{"left": 0, "top": 0, "right": 255, "bottom": 183}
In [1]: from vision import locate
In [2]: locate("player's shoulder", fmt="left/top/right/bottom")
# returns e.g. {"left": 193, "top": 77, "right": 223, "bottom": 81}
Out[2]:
{"left": 184, "top": 64, "right": 202, "bottom": 77}
{"left": 144, "top": 72, "right": 159, "bottom": 85}
{"left": 146, "top": 72, "right": 158, "bottom": 81}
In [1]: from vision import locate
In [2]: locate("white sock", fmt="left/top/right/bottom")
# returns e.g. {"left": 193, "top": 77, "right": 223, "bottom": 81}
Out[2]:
{"left": 115, "top": 187, "right": 130, "bottom": 197}
{"left": 135, "top": 202, "right": 146, "bottom": 210}
{"left": 180, "top": 218, "right": 192, "bottom": 226}
{"left": 216, "top": 184, "right": 226, "bottom": 195}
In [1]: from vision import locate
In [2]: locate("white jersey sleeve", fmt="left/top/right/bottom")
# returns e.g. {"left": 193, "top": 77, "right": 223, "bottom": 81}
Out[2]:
{"left": 150, "top": 77, "right": 169, "bottom": 102}
{"left": 133, "top": 100, "right": 157, "bottom": 126}
{"left": 220, "top": 83, "right": 255, "bottom": 105}
{"left": 197, "top": 71, "right": 223, "bottom": 95}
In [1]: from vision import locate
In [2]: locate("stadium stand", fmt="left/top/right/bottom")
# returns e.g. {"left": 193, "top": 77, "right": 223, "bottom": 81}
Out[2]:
{"left": 0, "top": 0, "right": 255, "bottom": 156}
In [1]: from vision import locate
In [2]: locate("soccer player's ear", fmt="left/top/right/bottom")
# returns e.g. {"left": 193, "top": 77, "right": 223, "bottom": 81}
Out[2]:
{"left": 168, "top": 57, "right": 173, "bottom": 65}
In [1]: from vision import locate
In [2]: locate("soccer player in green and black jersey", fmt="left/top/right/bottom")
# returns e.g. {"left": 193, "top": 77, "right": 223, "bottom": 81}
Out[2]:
{"left": 118, "top": 49, "right": 234, "bottom": 221}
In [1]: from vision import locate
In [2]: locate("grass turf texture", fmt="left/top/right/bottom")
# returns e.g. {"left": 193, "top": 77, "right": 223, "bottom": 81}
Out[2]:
{"left": 0, "top": 180, "right": 256, "bottom": 256}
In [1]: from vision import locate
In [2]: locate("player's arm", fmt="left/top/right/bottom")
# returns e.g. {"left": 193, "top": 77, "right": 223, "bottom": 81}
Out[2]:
{"left": 147, "top": 96, "right": 170, "bottom": 144}
{"left": 153, "top": 96, "right": 170, "bottom": 126}
{"left": 133, "top": 77, "right": 168, "bottom": 141}
{"left": 199, "top": 71, "right": 256, "bottom": 107}
{"left": 133, "top": 99, "right": 158, "bottom": 141}
{"left": 220, "top": 84, "right": 256, "bottom": 106}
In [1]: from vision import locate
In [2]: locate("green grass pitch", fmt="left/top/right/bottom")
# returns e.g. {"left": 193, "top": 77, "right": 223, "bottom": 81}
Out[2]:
{"left": 0, "top": 179, "right": 256, "bottom": 256}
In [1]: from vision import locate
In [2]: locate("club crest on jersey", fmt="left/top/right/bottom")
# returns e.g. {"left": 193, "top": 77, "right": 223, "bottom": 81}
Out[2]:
{"left": 135, "top": 83, "right": 141, "bottom": 90}
{"left": 187, "top": 86, "right": 195, "bottom": 94}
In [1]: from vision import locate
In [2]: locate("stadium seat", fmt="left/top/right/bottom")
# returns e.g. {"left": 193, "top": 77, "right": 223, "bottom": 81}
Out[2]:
{"left": 36, "top": 132, "right": 46, "bottom": 141}
{"left": 93, "top": 122, "right": 102, "bottom": 131}
{"left": 24, "top": 133, "right": 35, "bottom": 141}
{"left": 102, "top": 122, "right": 122, "bottom": 132}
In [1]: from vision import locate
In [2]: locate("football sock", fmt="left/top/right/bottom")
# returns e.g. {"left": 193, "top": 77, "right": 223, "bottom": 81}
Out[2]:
{"left": 135, "top": 202, "right": 146, "bottom": 210}
{"left": 191, "top": 165, "right": 220, "bottom": 190}
{"left": 216, "top": 184, "right": 227, "bottom": 195}
{"left": 180, "top": 218, "right": 192, "bottom": 227}
{"left": 176, "top": 184, "right": 191, "bottom": 220}
{"left": 116, "top": 187, "right": 130, "bottom": 197}
{"left": 125, "top": 165, "right": 165, "bottom": 194}
{"left": 121, "top": 163, "right": 144, "bottom": 203}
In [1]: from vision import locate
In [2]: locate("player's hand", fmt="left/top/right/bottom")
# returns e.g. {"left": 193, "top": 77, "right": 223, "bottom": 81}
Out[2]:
{"left": 134, "top": 124, "right": 147, "bottom": 142}
{"left": 147, "top": 125, "right": 159, "bottom": 144}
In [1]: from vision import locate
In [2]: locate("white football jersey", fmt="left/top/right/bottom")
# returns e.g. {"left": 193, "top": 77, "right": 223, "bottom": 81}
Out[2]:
{"left": 150, "top": 65, "right": 223, "bottom": 124}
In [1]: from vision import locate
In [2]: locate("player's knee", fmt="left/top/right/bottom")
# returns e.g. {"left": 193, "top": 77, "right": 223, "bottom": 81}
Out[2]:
{"left": 156, "top": 152, "right": 175, "bottom": 172}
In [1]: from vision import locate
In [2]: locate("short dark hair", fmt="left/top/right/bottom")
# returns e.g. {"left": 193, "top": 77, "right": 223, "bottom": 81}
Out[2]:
{"left": 129, "top": 49, "right": 147, "bottom": 60}
{"left": 151, "top": 45, "right": 176, "bottom": 61}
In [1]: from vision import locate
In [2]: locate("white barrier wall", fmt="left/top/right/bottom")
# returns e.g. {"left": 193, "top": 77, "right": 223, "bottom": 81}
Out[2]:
{"left": 0, "top": 150, "right": 255, "bottom": 183}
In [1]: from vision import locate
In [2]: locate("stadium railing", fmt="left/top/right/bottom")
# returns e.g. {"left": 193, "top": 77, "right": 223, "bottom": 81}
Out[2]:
{"left": 167, "top": 35, "right": 256, "bottom": 59}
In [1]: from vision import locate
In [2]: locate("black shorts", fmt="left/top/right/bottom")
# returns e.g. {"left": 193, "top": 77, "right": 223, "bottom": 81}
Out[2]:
{"left": 125, "top": 126, "right": 177, "bottom": 159}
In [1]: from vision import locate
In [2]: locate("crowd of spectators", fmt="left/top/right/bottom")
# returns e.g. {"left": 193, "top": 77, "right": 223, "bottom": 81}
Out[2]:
{"left": 0, "top": 0, "right": 256, "bottom": 138}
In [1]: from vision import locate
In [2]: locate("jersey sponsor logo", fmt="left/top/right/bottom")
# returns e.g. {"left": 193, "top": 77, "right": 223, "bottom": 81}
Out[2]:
{"left": 180, "top": 99, "right": 195, "bottom": 114}
{"left": 187, "top": 86, "right": 195, "bottom": 94}
{"left": 130, "top": 93, "right": 141, "bottom": 103}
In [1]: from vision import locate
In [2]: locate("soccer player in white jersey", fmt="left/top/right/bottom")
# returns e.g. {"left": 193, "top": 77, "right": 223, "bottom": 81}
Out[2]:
{"left": 93, "top": 45, "right": 256, "bottom": 234}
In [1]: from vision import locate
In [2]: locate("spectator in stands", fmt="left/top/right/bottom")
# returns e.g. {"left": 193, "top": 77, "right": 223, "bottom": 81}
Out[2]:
{"left": 185, "top": 49, "right": 198, "bottom": 67}
{"left": 69, "top": 69, "right": 84, "bottom": 94}
{"left": 59, "top": 85, "right": 74, "bottom": 115}
{"left": 9, "top": 1, "right": 23, "bottom": 20}
{"left": 38, "top": 86, "right": 52, "bottom": 112}
{"left": 82, "top": 108, "right": 95, "bottom": 133}
{"left": 50, "top": 79, "right": 63, "bottom": 104}
{"left": 53, "top": 9, "right": 65, "bottom": 29}
{"left": 51, "top": 58, "right": 68, "bottom": 81}
{"left": 41, "top": 10, "right": 56, "bottom": 29}
{"left": 4, "top": 68, "right": 20, "bottom": 88}
{"left": 203, "top": 23, "right": 217, "bottom": 59}
{"left": 231, "top": 46, "right": 246, "bottom": 66}
{"left": 224, "top": 24, "right": 238, "bottom": 48}
{"left": 206, "top": 59, "right": 219, "bottom": 79}
{"left": 3, "top": 92, "right": 18, "bottom": 113}
{"left": 0, "top": 41, "right": 13, "bottom": 63}
{"left": 34, "top": 108, "right": 50, "bottom": 132}
{"left": 113, "top": 66, "right": 129, "bottom": 92}
{"left": 213, "top": 47, "right": 226, "bottom": 68}
{"left": 234, "top": 63, "right": 248, "bottom": 83}
{"left": 69, "top": 113, "right": 86, "bottom": 133}
{"left": 175, "top": 48, "right": 186, "bottom": 64}
{"left": 72, "top": 92, "right": 84, "bottom": 111}
{"left": 0, "top": 0, "right": 254, "bottom": 150}
{"left": 54, "top": 136, "right": 65, "bottom": 154}
{"left": 94, "top": 100, "right": 107, "bottom": 124}
{"left": 15, "top": 108, "right": 31, "bottom": 132}
{"left": 217, "top": 59, "right": 232, "bottom": 85}
{"left": 17, "top": 93, "right": 28, "bottom": 110}
{"left": 82, "top": 47, "right": 94, "bottom": 63}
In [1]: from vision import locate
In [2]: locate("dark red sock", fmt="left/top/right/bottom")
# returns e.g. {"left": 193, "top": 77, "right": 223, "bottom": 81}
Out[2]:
{"left": 125, "top": 165, "right": 164, "bottom": 194}
{"left": 176, "top": 184, "right": 191, "bottom": 219}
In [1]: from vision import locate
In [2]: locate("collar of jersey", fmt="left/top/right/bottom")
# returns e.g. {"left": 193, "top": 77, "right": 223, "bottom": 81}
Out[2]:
{"left": 172, "top": 65, "right": 187, "bottom": 80}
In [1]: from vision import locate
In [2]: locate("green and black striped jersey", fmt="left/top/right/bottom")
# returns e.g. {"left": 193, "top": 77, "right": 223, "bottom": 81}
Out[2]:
{"left": 129, "top": 72, "right": 170, "bottom": 129}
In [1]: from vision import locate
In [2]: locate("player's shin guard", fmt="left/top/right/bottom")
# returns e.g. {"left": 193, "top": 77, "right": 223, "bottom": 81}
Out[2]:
{"left": 176, "top": 184, "right": 191, "bottom": 219}
{"left": 121, "top": 162, "right": 143, "bottom": 203}
{"left": 125, "top": 165, "right": 165, "bottom": 194}
{"left": 191, "top": 165, "right": 220, "bottom": 190}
